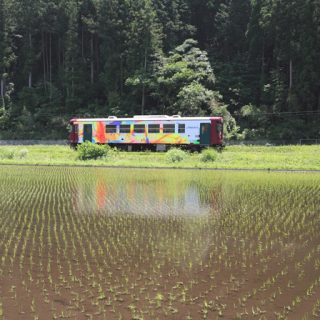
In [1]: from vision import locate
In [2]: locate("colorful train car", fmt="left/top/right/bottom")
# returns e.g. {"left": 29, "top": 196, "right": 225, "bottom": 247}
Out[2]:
{"left": 69, "top": 115, "right": 223, "bottom": 150}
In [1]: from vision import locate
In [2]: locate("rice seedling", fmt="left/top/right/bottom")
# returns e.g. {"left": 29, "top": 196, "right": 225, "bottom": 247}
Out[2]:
{"left": 0, "top": 166, "right": 319, "bottom": 318}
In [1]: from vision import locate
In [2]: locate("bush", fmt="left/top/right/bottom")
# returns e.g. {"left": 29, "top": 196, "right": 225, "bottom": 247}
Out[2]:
{"left": 166, "top": 148, "right": 187, "bottom": 163}
{"left": 0, "top": 149, "right": 15, "bottom": 159}
{"left": 200, "top": 148, "right": 218, "bottom": 162}
{"left": 17, "top": 148, "right": 28, "bottom": 159}
{"left": 77, "top": 142, "right": 111, "bottom": 160}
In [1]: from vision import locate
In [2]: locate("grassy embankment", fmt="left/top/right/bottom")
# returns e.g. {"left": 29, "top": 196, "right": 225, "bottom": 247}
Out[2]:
{"left": 0, "top": 145, "right": 320, "bottom": 170}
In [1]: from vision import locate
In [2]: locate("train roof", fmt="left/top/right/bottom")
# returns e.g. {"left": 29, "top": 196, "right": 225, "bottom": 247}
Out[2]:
{"left": 71, "top": 115, "right": 223, "bottom": 122}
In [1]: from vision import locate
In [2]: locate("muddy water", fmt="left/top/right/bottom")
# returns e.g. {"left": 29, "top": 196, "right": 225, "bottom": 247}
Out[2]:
{"left": 0, "top": 166, "right": 320, "bottom": 319}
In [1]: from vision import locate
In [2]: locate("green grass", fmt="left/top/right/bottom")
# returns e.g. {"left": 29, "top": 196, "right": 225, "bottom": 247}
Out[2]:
{"left": 0, "top": 144, "right": 319, "bottom": 170}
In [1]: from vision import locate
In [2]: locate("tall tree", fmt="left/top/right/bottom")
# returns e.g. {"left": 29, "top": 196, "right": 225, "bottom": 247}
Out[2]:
{"left": 153, "top": 39, "right": 217, "bottom": 115}
{"left": 153, "top": 0, "right": 195, "bottom": 52}
{"left": 126, "top": 0, "right": 163, "bottom": 114}
{"left": 0, "top": 0, "right": 7, "bottom": 107}
{"left": 79, "top": 0, "right": 98, "bottom": 85}
{"left": 0, "top": 0, "right": 16, "bottom": 132}
{"left": 99, "top": 0, "right": 131, "bottom": 111}
{"left": 63, "top": 0, "right": 85, "bottom": 111}
{"left": 0, "top": 0, "right": 319, "bottom": 139}
{"left": 13, "top": 0, "right": 43, "bottom": 89}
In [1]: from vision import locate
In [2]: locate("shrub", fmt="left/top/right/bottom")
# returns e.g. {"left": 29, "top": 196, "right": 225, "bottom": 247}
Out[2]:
{"left": 77, "top": 142, "right": 111, "bottom": 160}
{"left": 200, "top": 148, "right": 218, "bottom": 162}
{"left": 0, "top": 149, "right": 15, "bottom": 159}
{"left": 17, "top": 148, "right": 28, "bottom": 159}
{"left": 166, "top": 148, "right": 187, "bottom": 163}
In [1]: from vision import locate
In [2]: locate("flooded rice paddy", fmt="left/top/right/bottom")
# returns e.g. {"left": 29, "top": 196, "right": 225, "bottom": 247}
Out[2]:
{"left": 0, "top": 166, "right": 320, "bottom": 319}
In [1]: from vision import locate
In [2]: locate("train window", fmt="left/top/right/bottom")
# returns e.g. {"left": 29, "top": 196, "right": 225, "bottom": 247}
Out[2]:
{"left": 148, "top": 124, "right": 160, "bottom": 133}
{"left": 178, "top": 124, "right": 185, "bottom": 134}
{"left": 134, "top": 124, "right": 145, "bottom": 133}
{"left": 106, "top": 125, "right": 117, "bottom": 133}
{"left": 120, "top": 124, "right": 131, "bottom": 133}
{"left": 163, "top": 124, "right": 175, "bottom": 133}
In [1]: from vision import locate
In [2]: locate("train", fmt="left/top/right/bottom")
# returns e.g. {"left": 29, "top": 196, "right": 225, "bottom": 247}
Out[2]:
{"left": 69, "top": 115, "right": 223, "bottom": 151}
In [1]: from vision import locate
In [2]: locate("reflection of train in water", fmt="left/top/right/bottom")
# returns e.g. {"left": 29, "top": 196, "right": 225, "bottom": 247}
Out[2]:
{"left": 72, "top": 175, "right": 213, "bottom": 217}
{"left": 69, "top": 115, "right": 223, "bottom": 150}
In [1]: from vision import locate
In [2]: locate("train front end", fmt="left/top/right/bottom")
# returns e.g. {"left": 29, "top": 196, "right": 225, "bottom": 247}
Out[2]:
{"left": 211, "top": 117, "right": 224, "bottom": 147}
{"left": 69, "top": 118, "right": 79, "bottom": 147}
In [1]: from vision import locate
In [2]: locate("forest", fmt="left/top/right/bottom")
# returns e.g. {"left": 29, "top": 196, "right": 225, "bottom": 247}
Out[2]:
{"left": 0, "top": 0, "right": 319, "bottom": 141}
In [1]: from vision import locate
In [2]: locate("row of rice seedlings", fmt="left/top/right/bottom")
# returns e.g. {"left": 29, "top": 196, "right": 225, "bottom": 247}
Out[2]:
{"left": 0, "top": 166, "right": 319, "bottom": 318}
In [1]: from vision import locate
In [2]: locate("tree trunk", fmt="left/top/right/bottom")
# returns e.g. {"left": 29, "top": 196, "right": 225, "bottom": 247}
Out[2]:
{"left": 141, "top": 84, "right": 145, "bottom": 115}
{"left": 120, "top": 55, "right": 123, "bottom": 95}
{"left": 28, "top": 72, "right": 32, "bottom": 88}
{"left": 260, "top": 38, "right": 265, "bottom": 107}
{"left": 58, "top": 37, "right": 61, "bottom": 69}
{"left": 95, "top": 34, "right": 99, "bottom": 75}
{"left": 46, "top": 33, "right": 49, "bottom": 87}
{"left": 141, "top": 48, "right": 148, "bottom": 115}
{"left": 289, "top": 59, "right": 293, "bottom": 89}
{"left": 28, "top": 32, "right": 32, "bottom": 88}
{"left": 42, "top": 30, "right": 46, "bottom": 88}
{"left": 90, "top": 34, "right": 94, "bottom": 85}
{"left": 49, "top": 33, "right": 52, "bottom": 99}
{"left": 1, "top": 77, "right": 5, "bottom": 108}
{"left": 71, "top": 64, "right": 74, "bottom": 97}
{"left": 81, "top": 26, "right": 84, "bottom": 59}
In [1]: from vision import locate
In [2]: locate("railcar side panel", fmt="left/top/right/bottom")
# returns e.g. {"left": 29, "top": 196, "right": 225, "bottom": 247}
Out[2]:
{"left": 78, "top": 120, "right": 210, "bottom": 145}
{"left": 70, "top": 116, "right": 223, "bottom": 147}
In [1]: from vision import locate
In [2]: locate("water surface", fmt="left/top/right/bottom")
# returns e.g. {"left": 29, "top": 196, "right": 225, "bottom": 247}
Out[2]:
{"left": 0, "top": 166, "right": 319, "bottom": 319}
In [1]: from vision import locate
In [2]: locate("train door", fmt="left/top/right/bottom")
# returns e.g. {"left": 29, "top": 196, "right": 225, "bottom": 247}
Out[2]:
{"left": 83, "top": 124, "right": 92, "bottom": 142}
{"left": 200, "top": 123, "right": 211, "bottom": 145}
{"left": 210, "top": 119, "right": 223, "bottom": 146}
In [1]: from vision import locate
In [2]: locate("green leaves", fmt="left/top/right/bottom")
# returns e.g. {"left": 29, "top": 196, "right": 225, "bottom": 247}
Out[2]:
{"left": 153, "top": 39, "right": 217, "bottom": 115}
{"left": 176, "top": 81, "right": 215, "bottom": 115}
{"left": 165, "top": 148, "right": 188, "bottom": 163}
{"left": 200, "top": 148, "right": 218, "bottom": 162}
{"left": 77, "top": 141, "right": 111, "bottom": 160}
{"left": 0, "top": 0, "right": 319, "bottom": 139}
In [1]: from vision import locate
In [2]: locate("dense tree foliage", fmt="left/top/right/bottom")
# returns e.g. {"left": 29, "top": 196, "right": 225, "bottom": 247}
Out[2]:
{"left": 0, "top": 0, "right": 319, "bottom": 140}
